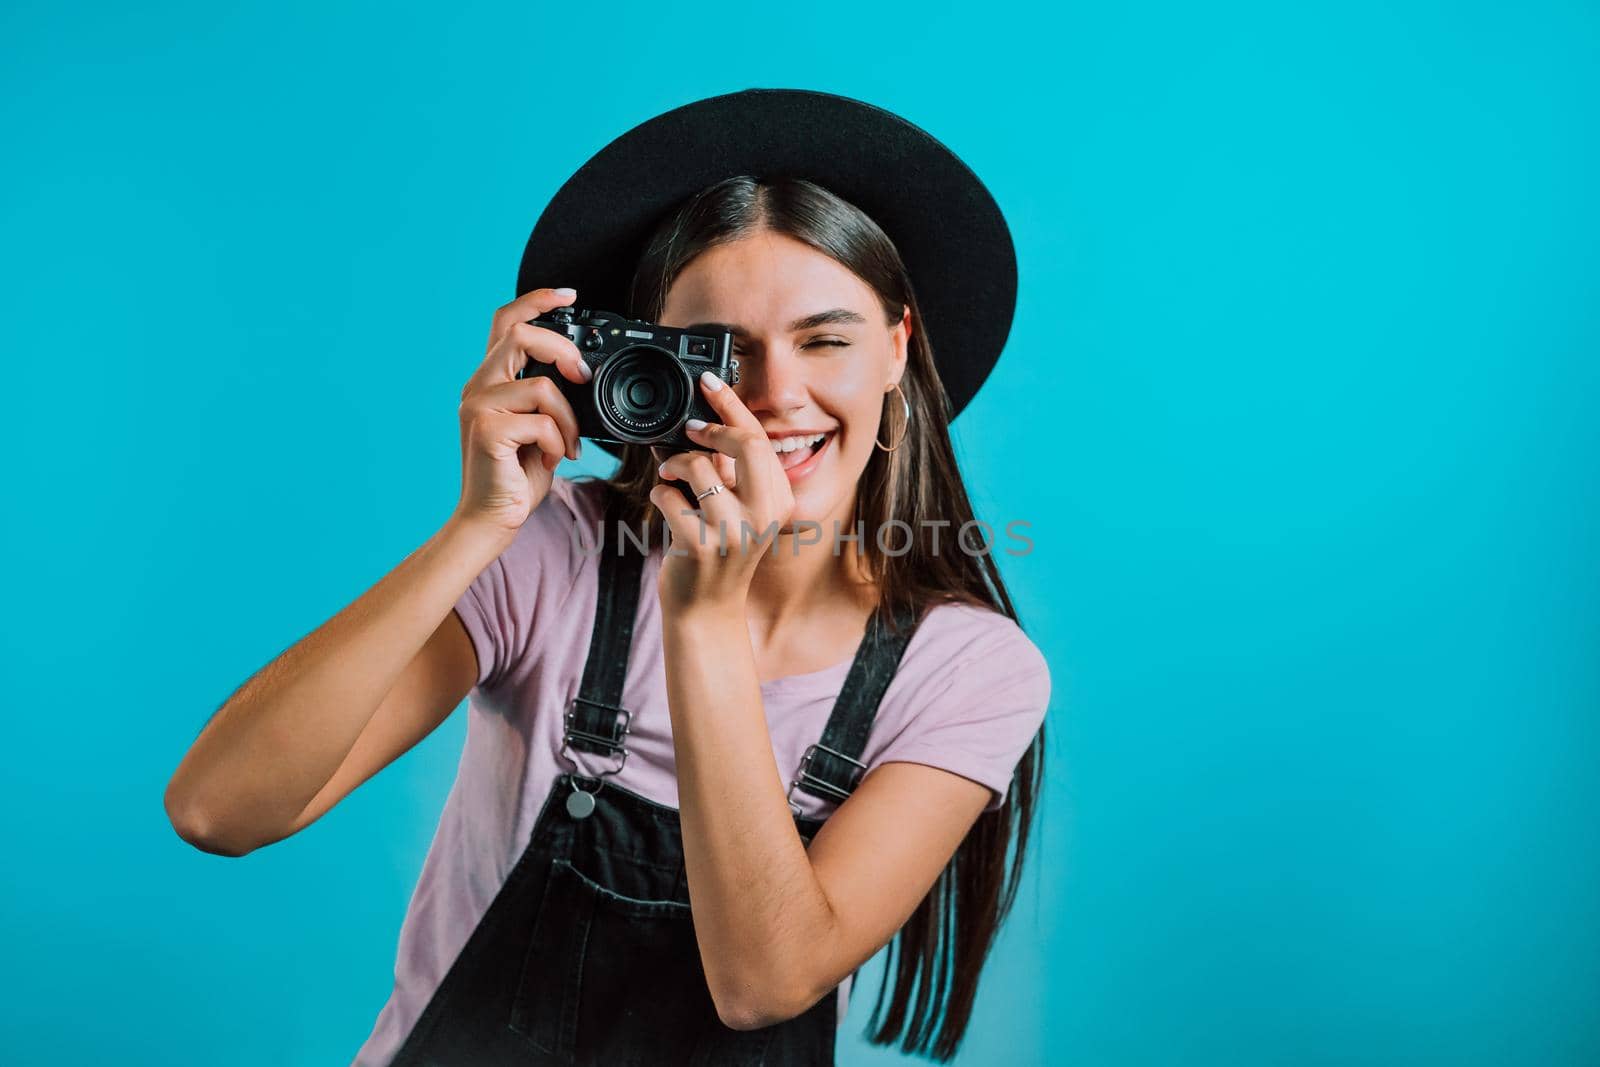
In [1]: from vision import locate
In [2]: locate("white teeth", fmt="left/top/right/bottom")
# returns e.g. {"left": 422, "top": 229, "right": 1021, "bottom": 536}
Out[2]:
{"left": 769, "top": 432, "right": 828, "bottom": 454}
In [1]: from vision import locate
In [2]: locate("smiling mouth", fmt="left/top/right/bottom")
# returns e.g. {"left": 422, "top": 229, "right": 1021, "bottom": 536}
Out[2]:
{"left": 771, "top": 431, "right": 833, "bottom": 471}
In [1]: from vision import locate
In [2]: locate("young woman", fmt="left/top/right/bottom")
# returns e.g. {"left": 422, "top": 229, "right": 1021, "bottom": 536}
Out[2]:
{"left": 165, "top": 90, "right": 1051, "bottom": 1066}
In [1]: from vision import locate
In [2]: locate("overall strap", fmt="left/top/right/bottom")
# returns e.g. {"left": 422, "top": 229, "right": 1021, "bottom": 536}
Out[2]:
{"left": 564, "top": 489, "right": 645, "bottom": 767}
{"left": 788, "top": 602, "right": 923, "bottom": 811}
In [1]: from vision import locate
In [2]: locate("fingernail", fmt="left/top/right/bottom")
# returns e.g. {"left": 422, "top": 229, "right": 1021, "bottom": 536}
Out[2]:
{"left": 699, "top": 370, "right": 723, "bottom": 392}
{"left": 554, "top": 287, "right": 576, "bottom": 298}
{"left": 657, "top": 461, "right": 669, "bottom": 478}
{"left": 570, "top": 439, "right": 581, "bottom": 461}
{"left": 578, "top": 360, "right": 593, "bottom": 382}
{"left": 686, "top": 418, "right": 708, "bottom": 431}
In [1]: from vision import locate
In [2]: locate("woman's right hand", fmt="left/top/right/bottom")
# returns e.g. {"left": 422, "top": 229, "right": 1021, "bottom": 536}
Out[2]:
{"left": 453, "top": 286, "right": 593, "bottom": 535}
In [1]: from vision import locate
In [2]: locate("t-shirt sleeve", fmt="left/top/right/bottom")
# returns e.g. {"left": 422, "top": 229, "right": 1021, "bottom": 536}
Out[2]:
{"left": 450, "top": 476, "right": 595, "bottom": 693}
{"left": 865, "top": 607, "right": 1052, "bottom": 813}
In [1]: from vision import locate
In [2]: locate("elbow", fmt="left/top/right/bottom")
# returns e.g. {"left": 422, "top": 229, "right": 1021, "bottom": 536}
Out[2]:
{"left": 710, "top": 976, "right": 818, "bottom": 1033}
{"left": 713, "top": 996, "right": 782, "bottom": 1033}
{"left": 708, "top": 914, "right": 840, "bottom": 1031}
{"left": 713, "top": 996, "right": 769, "bottom": 1033}
{"left": 163, "top": 783, "right": 255, "bottom": 858}
{"left": 167, "top": 807, "right": 253, "bottom": 858}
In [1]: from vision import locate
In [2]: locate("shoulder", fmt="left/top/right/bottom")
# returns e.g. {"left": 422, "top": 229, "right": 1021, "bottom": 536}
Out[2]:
{"left": 453, "top": 477, "right": 616, "bottom": 691}
{"left": 899, "top": 599, "right": 1051, "bottom": 699}
{"left": 872, "top": 598, "right": 1052, "bottom": 735}
{"left": 867, "top": 600, "right": 1051, "bottom": 811}
{"left": 468, "top": 476, "right": 611, "bottom": 626}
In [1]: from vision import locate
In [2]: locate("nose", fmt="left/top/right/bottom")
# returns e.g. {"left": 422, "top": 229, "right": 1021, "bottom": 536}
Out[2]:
{"left": 735, "top": 344, "right": 807, "bottom": 420}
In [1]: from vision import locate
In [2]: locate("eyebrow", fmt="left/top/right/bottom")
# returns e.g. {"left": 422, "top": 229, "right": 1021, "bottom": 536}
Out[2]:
{"left": 685, "top": 307, "right": 869, "bottom": 338}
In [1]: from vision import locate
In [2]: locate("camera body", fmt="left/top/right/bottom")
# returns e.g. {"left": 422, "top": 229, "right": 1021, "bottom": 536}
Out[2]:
{"left": 518, "top": 306, "right": 740, "bottom": 451}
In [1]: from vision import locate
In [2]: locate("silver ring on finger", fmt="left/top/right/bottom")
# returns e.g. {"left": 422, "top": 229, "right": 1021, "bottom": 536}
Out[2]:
{"left": 694, "top": 482, "right": 725, "bottom": 501}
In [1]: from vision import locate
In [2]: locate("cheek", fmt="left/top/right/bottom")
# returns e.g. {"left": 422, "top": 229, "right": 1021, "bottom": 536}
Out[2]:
{"left": 820, "top": 366, "right": 888, "bottom": 444}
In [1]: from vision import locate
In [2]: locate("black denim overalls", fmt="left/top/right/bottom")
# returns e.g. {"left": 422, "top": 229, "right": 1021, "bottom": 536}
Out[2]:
{"left": 390, "top": 494, "right": 921, "bottom": 1066}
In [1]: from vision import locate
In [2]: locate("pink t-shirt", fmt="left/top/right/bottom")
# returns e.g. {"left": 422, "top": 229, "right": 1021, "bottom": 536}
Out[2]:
{"left": 352, "top": 476, "right": 1050, "bottom": 1066}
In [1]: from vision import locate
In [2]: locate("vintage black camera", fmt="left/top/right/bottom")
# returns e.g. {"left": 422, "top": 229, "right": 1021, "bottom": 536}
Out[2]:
{"left": 518, "top": 306, "right": 740, "bottom": 450}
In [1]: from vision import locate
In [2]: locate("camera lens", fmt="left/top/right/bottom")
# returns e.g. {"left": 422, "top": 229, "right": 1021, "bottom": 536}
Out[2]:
{"left": 627, "top": 379, "right": 657, "bottom": 408}
{"left": 594, "top": 345, "right": 692, "bottom": 442}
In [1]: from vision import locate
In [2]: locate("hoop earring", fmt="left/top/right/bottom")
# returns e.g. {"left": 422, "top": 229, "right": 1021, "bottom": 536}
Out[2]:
{"left": 875, "top": 382, "right": 911, "bottom": 452}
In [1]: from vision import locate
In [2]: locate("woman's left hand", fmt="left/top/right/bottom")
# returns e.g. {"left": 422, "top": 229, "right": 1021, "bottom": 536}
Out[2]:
{"left": 650, "top": 372, "right": 794, "bottom": 616}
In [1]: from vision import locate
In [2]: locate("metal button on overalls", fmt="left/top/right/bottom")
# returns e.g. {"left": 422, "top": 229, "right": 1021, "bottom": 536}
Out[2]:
{"left": 389, "top": 491, "right": 921, "bottom": 1066}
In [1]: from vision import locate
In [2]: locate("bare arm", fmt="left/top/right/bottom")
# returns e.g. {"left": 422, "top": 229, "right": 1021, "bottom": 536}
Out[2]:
{"left": 647, "top": 375, "right": 990, "bottom": 1027}
{"left": 164, "top": 284, "right": 592, "bottom": 857}
{"left": 163, "top": 516, "right": 513, "bottom": 856}
{"left": 662, "top": 608, "right": 991, "bottom": 1029}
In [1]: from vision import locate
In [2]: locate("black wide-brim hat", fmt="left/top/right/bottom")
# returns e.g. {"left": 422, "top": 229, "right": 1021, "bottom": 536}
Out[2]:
{"left": 516, "top": 88, "right": 1017, "bottom": 457}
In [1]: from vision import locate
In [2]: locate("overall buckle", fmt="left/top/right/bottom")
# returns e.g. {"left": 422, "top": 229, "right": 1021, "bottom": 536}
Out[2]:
{"left": 560, "top": 695, "right": 631, "bottom": 779}
{"left": 786, "top": 742, "right": 866, "bottom": 815}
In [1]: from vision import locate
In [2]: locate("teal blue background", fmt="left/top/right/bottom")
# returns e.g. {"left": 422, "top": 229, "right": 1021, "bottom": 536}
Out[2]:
{"left": 2, "top": 1, "right": 1596, "bottom": 1063}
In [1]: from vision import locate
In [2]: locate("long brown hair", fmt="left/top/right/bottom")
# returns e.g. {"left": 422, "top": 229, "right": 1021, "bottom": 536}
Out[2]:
{"left": 602, "top": 175, "right": 1045, "bottom": 1060}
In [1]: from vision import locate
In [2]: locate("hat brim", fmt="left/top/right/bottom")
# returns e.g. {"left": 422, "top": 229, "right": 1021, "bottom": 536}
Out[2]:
{"left": 516, "top": 87, "right": 1017, "bottom": 459}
